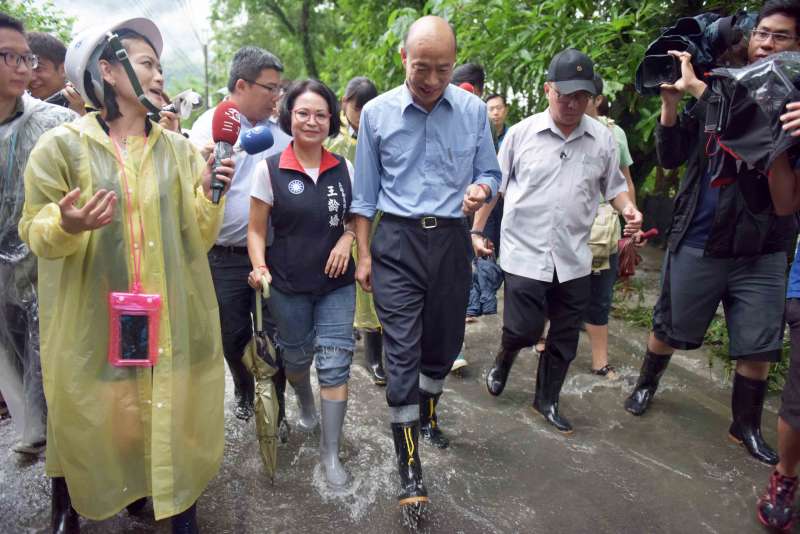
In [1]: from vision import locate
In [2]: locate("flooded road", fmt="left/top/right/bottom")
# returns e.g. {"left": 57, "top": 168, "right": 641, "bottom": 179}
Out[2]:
{"left": 0, "top": 246, "right": 778, "bottom": 533}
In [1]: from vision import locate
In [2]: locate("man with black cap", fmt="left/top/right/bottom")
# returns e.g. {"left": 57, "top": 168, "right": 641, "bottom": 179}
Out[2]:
{"left": 471, "top": 48, "right": 642, "bottom": 434}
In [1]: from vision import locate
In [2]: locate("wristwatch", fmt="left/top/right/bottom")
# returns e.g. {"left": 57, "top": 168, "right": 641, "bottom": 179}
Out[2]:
{"left": 470, "top": 230, "right": 485, "bottom": 237}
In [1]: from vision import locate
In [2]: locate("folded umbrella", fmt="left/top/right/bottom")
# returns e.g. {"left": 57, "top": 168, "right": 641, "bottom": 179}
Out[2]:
{"left": 618, "top": 228, "right": 659, "bottom": 280}
{"left": 241, "top": 277, "right": 280, "bottom": 482}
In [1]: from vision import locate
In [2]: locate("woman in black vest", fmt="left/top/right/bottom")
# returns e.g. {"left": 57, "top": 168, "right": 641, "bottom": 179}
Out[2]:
{"left": 247, "top": 79, "right": 356, "bottom": 489}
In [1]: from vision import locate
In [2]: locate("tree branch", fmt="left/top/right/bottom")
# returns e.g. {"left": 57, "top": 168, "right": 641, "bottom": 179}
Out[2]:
{"left": 262, "top": 0, "right": 297, "bottom": 35}
{"left": 299, "top": 0, "right": 319, "bottom": 78}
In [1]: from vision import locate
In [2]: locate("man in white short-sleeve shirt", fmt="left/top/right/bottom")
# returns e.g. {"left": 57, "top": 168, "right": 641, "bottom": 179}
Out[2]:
{"left": 189, "top": 46, "right": 290, "bottom": 422}
{"left": 471, "top": 49, "right": 642, "bottom": 434}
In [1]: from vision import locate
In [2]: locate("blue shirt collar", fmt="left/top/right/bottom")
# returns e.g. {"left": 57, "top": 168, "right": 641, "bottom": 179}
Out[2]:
{"left": 400, "top": 82, "right": 455, "bottom": 115}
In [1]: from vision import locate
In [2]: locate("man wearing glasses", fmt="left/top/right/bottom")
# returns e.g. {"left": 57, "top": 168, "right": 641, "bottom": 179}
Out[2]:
{"left": 471, "top": 48, "right": 641, "bottom": 434}
{"left": 189, "top": 46, "right": 291, "bottom": 421}
{"left": 0, "top": 13, "right": 77, "bottom": 456}
{"left": 624, "top": 0, "right": 800, "bottom": 472}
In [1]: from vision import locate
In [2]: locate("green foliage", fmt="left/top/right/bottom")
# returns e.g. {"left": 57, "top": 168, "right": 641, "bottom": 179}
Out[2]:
{"left": 0, "top": 0, "right": 73, "bottom": 41}
{"left": 207, "top": 0, "right": 766, "bottom": 191}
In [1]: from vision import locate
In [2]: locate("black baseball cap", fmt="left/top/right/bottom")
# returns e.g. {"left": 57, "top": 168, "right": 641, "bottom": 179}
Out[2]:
{"left": 547, "top": 48, "right": 596, "bottom": 95}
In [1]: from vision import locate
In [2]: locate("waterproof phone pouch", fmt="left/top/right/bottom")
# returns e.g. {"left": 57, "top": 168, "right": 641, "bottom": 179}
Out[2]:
{"left": 108, "top": 291, "right": 162, "bottom": 367}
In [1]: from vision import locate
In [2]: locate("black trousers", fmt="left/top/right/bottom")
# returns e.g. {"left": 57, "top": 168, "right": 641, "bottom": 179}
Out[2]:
{"left": 371, "top": 215, "right": 471, "bottom": 407}
{"left": 208, "top": 246, "right": 277, "bottom": 360}
{"left": 502, "top": 271, "right": 590, "bottom": 363}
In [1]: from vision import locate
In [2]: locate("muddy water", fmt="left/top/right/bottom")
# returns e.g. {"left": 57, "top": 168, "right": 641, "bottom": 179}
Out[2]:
{"left": 0, "top": 249, "right": 781, "bottom": 533}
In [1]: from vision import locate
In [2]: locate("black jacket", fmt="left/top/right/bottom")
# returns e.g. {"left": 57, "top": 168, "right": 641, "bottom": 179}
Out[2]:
{"left": 656, "top": 88, "right": 796, "bottom": 257}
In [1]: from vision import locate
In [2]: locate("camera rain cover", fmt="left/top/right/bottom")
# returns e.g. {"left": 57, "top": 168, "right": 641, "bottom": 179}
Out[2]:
{"left": 710, "top": 51, "right": 800, "bottom": 174}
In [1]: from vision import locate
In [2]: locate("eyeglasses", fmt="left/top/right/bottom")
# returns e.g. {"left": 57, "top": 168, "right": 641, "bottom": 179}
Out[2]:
{"left": 247, "top": 80, "right": 281, "bottom": 95}
{"left": 550, "top": 86, "right": 591, "bottom": 104}
{"left": 292, "top": 109, "right": 331, "bottom": 123}
{"left": 0, "top": 51, "right": 38, "bottom": 70}
{"left": 751, "top": 29, "right": 798, "bottom": 45}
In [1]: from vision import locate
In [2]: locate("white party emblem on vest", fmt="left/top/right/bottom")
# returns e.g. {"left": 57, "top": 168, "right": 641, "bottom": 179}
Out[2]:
{"left": 288, "top": 179, "right": 304, "bottom": 195}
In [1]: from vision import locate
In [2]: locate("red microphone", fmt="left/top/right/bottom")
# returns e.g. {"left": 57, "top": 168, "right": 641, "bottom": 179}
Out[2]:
{"left": 459, "top": 82, "right": 477, "bottom": 95}
{"left": 210, "top": 101, "right": 241, "bottom": 204}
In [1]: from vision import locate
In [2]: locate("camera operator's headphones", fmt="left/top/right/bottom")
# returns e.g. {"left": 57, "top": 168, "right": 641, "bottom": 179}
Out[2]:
{"left": 65, "top": 18, "right": 163, "bottom": 114}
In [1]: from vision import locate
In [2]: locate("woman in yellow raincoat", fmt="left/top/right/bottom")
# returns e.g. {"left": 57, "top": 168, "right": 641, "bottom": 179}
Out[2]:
{"left": 19, "top": 18, "right": 233, "bottom": 533}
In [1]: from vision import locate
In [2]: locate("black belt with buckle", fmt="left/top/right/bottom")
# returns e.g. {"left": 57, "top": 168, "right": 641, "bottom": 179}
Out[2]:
{"left": 382, "top": 213, "right": 466, "bottom": 230}
{"left": 211, "top": 244, "right": 249, "bottom": 255}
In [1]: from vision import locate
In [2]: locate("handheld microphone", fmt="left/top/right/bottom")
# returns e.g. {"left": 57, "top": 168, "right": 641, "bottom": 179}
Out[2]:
{"left": 241, "top": 125, "right": 275, "bottom": 155}
{"left": 210, "top": 101, "right": 241, "bottom": 204}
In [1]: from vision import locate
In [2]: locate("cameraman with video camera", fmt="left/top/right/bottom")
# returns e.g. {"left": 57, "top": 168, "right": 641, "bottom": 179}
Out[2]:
{"left": 625, "top": 0, "right": 800, "bottom": 473}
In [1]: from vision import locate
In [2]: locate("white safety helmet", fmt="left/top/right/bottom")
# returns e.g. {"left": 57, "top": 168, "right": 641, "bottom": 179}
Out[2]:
{"left": 65, "top": 18, "right": 163, "bottom": 111}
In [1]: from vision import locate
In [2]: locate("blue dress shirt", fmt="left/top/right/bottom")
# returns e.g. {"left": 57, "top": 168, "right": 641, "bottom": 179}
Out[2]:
{"left": 351, "top": 83, "right": 501, "bottom": 219}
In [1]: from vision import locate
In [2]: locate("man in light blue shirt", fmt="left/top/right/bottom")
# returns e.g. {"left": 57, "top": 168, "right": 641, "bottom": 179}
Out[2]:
{"left": 189, "top": 47, "right": 291, "bottom": 423}
{"left": 351, "top": 15, "right": 500, "bottom": 516}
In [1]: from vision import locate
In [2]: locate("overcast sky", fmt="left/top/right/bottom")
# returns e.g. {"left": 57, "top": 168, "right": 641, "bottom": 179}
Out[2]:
{"left": 35, "top": 0, "right": 211, "bottom": 80}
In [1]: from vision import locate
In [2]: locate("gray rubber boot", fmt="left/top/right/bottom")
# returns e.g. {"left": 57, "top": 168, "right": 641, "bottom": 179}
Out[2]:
{"left": 289, "top": 372, "right": 318, "bottom": 432}
{"left": 320, "top": 398, "right": 349, "bottom": 488}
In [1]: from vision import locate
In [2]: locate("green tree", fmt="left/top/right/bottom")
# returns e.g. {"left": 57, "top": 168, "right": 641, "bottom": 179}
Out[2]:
{"left": 209, "top": 0, "right": 344, "bottom": 81}
{"left": 0, "top": 0, "right": 74, "bottom": 41}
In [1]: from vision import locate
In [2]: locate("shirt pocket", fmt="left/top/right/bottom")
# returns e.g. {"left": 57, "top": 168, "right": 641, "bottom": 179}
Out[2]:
{"left": 381, "top": 131, "right": 413, "bottom": 171}
{"left": 573, "top": 154, "right": 604, "bottom": 200}
{"left": 516, "top": 150, "right": 558, "bottom": 191}
{"left": 438, "top": 146, "right": 475, "bottom": 187}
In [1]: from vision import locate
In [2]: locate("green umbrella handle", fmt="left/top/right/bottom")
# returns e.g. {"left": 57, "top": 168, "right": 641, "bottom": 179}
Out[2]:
{"left": 255, "top": 275, "right": 270, "bottom": 333}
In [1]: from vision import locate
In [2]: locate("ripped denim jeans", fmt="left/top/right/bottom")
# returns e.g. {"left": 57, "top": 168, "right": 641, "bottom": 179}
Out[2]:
{"left": 266, "top": 283, "right": 356, "bottom": 387}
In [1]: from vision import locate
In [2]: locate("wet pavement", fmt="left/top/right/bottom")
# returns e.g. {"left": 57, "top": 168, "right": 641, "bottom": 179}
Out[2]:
{"left": 0, "top": 246, "right": 782, "bottom": 533}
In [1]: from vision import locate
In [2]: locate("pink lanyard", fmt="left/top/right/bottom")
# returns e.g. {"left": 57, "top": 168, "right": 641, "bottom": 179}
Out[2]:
{"left": 111, "top": 136, "right": 148, "bottom": 293}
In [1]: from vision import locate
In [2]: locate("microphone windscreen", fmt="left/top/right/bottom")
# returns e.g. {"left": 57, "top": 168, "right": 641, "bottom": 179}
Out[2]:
{"left": 211, "top": 101, "right": 241, "bottom": 145}
{"left": 241, "top": 125, "right": 275, "bottom": 155}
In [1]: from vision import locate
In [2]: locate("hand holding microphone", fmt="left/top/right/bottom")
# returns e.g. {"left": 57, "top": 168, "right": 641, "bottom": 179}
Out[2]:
{"left": 210, "top": 102, "right": 241, "bottom": 204}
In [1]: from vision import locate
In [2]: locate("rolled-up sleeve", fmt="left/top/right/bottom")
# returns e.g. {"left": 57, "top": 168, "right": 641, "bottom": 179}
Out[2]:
{"left": 472, "top": 103, "right": 502, "bottom": 199}
{"left": 351, "top": 108, "right": 381, "bottom": 219}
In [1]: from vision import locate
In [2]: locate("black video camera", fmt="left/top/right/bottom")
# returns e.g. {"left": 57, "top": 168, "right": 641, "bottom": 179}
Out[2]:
{"left": 635, "top": 11, "right": 757, "bottom": 95}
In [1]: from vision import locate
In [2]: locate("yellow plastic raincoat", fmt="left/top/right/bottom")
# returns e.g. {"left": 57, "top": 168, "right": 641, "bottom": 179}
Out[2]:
{"left": 19, "top": 113, "right": 225, "bottom": 520}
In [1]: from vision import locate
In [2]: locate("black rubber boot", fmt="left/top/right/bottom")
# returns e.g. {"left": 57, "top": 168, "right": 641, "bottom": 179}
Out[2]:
{"left": 624, "top": 351, "right": 671, "bottom": 416}
{"left": 532, "top": 352, "right": 573, "bottom": 434}
{"left": 728, "top": 373, "right": 779, "bottom": 465}
{"left": 485, "top": 346, "right": 520, "bottom": 397}
{"left": 227, "top": 357, "right": 254, "bottom": 421}
{"left": 390, "top": 421, "right": 428, "bottom": 508}
{"left": 51, "top": 477, "right": 79, "bottom": 534}
{"left": 362, "top": 330, "right": 387, "bottom": 386}
{"left": 171, "top": 503, "right": 199, "bottom": 534}
{"left": 419, "top": 390, "right": 449, "bottom": 449}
